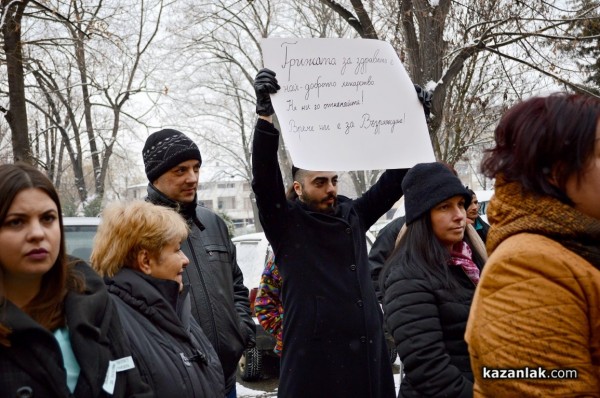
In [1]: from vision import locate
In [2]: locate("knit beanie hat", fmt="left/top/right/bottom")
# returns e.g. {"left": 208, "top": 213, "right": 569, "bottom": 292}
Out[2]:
{"left": 403, "top": 162, "right": 472, "bottom": 225}
{"left": 143, "top": 129, "right": 202, "bottom": 182}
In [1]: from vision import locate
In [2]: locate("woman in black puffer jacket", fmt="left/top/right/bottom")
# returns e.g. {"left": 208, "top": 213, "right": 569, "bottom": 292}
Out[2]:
{"left": 381, "top": 162, "right": 486, "bottom": 398}
{"left": 91, "top": 201, "right": 224, "bottom": 398}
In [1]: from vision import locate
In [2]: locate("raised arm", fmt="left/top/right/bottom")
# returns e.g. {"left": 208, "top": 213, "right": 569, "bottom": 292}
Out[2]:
{"left": 353, "top": 168, "right": 408, "bottom": 229}
{"left": 251, "top": 69, "right": 288, "bottom": 244}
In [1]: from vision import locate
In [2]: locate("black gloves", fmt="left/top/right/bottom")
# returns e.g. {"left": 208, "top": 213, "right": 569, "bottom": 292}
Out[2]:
{"left": 254, "top": 68, "right": 280, "bottom": 116}
{"left": 414, "top": 84, "right": 433, "bottom": 121}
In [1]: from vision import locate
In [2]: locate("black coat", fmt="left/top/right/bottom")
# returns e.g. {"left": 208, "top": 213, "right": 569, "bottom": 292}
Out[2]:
{"left": 368, "top": 216, "right": 405, "bottom": 302}
{"left": 147, "top": 186, "right": 255, "bottom": 392}
{"left": 252, "top": 119, "right": 406, "bottom": 398}
{"left": 473, "top": 216, "right": 489, "bottom": 244}
{"left": 383, "top": 259, "right": 478, "bottom": 398}
{"left": 0, "top": 261, "right": 152, "bottom": 398}
{"left": 106, "top": 269, "right": 224, "bottom": 398}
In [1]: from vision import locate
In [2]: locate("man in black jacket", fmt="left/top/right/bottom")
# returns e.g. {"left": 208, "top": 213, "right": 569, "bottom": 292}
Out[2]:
{"left": 251, "top": 68, "right": 415, "bottom": 398}
{"left": 142, "top": 129, "right": 255, "bottom": 398}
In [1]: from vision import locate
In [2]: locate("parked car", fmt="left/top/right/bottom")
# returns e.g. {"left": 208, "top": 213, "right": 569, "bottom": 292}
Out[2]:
{"left": 232, "top": 231, "right": 394, "bottom": 382}
{"left": 63, "top": 217, "right": 101, "bottom": 262}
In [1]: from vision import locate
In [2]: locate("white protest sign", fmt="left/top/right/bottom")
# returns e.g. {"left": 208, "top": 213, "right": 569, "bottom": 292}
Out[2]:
{"left": 260, "top": 38, "right": 435, "bottom": 171}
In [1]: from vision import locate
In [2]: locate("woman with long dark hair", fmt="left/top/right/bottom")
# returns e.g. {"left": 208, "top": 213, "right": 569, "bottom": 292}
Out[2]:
{"left": 466, "top": 92, "right": 600, "bottom": 396}
{"left": 0, "top": 163, "right": 150, "bottom": 398}
{"left": 382, "top": 162, "right": 486, "bottom": 398}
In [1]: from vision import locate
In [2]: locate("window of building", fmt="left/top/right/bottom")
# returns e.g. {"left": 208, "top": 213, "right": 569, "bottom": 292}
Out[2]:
{"left": 218, "top": 196, "right": 235, "bottom": 210}
{"left": 217, "top": 182, "right": 235, "bottom": 189}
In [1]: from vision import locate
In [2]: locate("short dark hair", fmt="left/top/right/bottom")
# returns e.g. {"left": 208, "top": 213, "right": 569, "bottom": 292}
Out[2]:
{"left": 293, "top": 168, "right": 309, "bottom": 184}
{"left": 482, "top": 92, "right": 600, "bottom": 204}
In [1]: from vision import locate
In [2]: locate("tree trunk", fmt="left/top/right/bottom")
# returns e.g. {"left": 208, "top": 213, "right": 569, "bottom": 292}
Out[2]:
{"left": 70, "top": 3, "right": 102, "bottom": 194}
{"left": 2, "top": 0, "right": 32, "bottom": 164}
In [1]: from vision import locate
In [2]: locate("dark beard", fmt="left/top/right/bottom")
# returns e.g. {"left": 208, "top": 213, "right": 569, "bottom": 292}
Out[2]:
{"left": 300, "top": 192, "right": 338, "bottom": 214}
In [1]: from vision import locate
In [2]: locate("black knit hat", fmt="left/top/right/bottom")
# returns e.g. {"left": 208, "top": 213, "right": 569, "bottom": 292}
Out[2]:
{"left": 403, "top": 162, "right": 472, "bottom": 225}
{"left": 143, "top": 129, "right": 202, "bottom": 182}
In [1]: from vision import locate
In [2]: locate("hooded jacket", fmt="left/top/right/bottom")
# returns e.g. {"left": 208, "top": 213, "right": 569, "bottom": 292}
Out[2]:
{"left": 146, "top": 186, "right": 255, "bottom": 392}
{"left": 252, "top": 119, "right": 404, "bottom": 398}
{"left": 106, "top": 269, "right": 224, "bottom": 397}
{"left": 0, "top": 261, "right": 152, "bottom": 398}
{"left": 465, "top": 177, "right": 600, "bottom": 396}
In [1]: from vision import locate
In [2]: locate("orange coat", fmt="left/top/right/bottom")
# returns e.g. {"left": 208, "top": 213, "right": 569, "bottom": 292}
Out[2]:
{"left": 465, "top": 179, "right": 600, "bottom": 397}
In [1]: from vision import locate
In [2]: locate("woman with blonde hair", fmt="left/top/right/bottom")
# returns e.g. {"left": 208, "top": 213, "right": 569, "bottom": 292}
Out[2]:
{"left": 0, "top": 163, "right": 150, "bottom": 398}
{"left": 92, "top": 200, "right": 224, "bottom": 397}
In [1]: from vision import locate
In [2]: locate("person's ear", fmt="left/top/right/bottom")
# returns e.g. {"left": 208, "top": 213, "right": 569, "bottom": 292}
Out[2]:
{"left": 547, "top": 165, "right": 561, "bottom": 187}
{"left": 293, "top": 181, "right": 302, "bottom": 197}
{"left": 136, "top": 249, "right": 152, "bottom": 275}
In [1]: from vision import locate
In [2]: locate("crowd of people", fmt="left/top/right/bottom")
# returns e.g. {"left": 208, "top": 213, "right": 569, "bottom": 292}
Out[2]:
{"left": 0, "top": 66, "right": 598, "bottom": 398}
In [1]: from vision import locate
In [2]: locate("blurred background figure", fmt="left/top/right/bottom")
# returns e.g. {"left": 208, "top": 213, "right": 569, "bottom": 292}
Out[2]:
{"left": 0, "top": 163, "right": 150, "bottom": 398}
{"left": 466, "top": 92, "right": 600, "bottom": 396}
{"left": 92, "top": 200, "right": 224, "bottom": 397}
{"left": 382, "top": 162, "right": 486, "bottom": 398}
{"left": 466, "top": 189, "right": 489, "bottom": 243}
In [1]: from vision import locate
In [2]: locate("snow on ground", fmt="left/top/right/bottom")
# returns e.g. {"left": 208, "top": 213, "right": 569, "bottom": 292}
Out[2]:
{"left": 237, "top": 383, "right": 277, "bottom": 398}
{"left": 237, "top": 358, "right": 403, "bottom": 397}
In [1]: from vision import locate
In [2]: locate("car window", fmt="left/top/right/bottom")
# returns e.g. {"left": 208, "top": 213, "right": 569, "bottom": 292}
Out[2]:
{"left": 64, "top": 225, "right": 98, "bottom": 262}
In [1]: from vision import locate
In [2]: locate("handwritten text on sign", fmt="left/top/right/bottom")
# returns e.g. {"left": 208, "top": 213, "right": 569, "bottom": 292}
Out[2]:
{"left": 261, "top": 38, "right": 435, "bottom": 171}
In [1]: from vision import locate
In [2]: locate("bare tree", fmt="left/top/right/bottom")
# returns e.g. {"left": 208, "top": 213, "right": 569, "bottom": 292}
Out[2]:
{"left": 1, "top": 0, "right": 32, "bottom": 163}
{"left": 7, "top": 0, "right": 167, "bottom": 213}
{"left": 172, "top": 0, "right": 284, "bottom": 230}
{"left": 318, "top": 0, "right": 600, "bottom": 166}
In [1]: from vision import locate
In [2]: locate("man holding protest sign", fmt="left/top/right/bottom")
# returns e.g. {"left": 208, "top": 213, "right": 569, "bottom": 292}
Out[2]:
{"left": 251, "top": 68, "right": 429, "bottom": 398}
